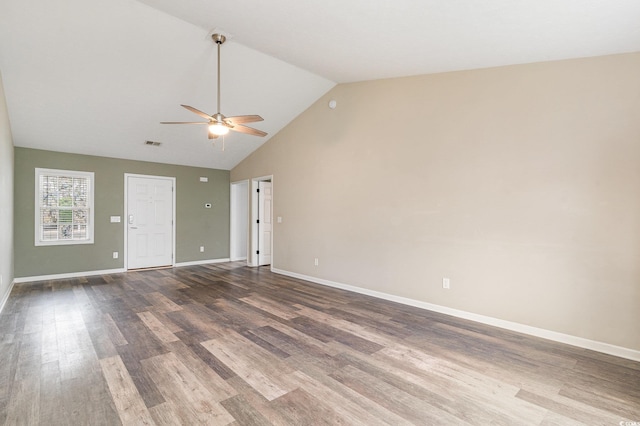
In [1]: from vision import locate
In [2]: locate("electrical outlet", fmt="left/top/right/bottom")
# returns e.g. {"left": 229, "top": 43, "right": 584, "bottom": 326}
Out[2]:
{"left": 113, "top": 252, "right": 118, "bottom": 259}
{"left": 443, "top": 277, "right": 450, "bottom": 289}
{"left": 314, "top": 258, "right": 319, "bottom": 266}
{"left": 200, "top": 246, "right": 205, "bottom": 253}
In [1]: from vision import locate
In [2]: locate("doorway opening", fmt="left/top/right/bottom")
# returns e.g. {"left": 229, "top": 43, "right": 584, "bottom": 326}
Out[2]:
{"left": 230, "top": 180, "right": 248, "bottom": 261}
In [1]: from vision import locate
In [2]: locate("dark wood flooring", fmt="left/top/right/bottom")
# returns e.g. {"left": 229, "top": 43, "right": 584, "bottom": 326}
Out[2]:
{"left": 1, "top": 262, "right": 638, "bottom": 425}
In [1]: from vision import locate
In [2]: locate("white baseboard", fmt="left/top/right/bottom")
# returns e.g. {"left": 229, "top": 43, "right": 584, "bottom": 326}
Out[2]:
{"left": 272, "top": 268, "right": 640, "bottom": 362}
{"left": 14, "top": 268, "right": 127, "bottom": 283}
{"left": 13, "top": 258, "right": 232, "bottom": 284}
{"left": 230, "top": 256, "right": 247, "bottom": 262}
{"left": 174, "top": 258, "right": 230, "bottom": 267}
{"left": 0, "top": 279, "right": 15, "bottom": 314}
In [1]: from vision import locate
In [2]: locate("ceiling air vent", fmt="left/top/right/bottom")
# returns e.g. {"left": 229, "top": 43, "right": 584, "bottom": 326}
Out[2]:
{"left": 145, "top": 140, "right": 161, "bottom": 147}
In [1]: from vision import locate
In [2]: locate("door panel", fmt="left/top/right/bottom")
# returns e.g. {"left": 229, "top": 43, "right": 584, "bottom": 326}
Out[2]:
{"left": 127, "top": 176, "right": 174, "bottom": 269}
{"left": 258, "top": 181, "right": 272, "bottom": 266}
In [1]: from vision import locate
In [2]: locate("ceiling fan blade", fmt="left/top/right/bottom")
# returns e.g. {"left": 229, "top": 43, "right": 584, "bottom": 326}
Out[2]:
{"left": 181, "top": 104, "right": 213, "bottom": 120}
{"left": 231, "top": 124, "right": 267, "bottom": 137}
{"left": 160, "top": 121, "right": 209, "bottom": 125}
{"left": 225, "top": 115, "right": 264, "bottom": 124}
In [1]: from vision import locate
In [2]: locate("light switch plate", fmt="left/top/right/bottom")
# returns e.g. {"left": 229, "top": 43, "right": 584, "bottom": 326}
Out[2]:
{"left": 110, "top": 216, "right": 121, "bottom": 223}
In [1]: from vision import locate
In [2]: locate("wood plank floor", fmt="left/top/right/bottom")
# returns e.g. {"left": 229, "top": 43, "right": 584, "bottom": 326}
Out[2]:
{"left": 1, "top": 262, "right": 638, "bottom": 425}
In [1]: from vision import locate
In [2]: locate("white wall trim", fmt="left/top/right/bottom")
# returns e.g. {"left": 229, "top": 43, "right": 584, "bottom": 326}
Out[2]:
{"left": 13, "top": 258, "right": 233, "bottom": 283}
{"left": 230, "top": 256, "right": 247, "bottom": 262}
{"left": 0, "top": 279, "right": 15, "bottom": 314}
{"left": 174, "top": 258, "right": 230, "bottom": 267}
{"left": 14, "top": 268, "right": 127, "bottom": 283}
{"left": 271, "top": 267, "right": 640, "bottom": 362}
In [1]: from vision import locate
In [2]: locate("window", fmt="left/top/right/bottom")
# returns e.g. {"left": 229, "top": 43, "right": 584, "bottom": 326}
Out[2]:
{"left": 35, "top": 168, "right": 94, "bottom": 246}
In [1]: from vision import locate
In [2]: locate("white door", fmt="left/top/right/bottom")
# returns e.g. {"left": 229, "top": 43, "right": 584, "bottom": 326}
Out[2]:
{"left": 127, "top": 175, "right": 174, "bottom": 269}
{"left": 257, "top": 181, "right": 272, "bottom": 266}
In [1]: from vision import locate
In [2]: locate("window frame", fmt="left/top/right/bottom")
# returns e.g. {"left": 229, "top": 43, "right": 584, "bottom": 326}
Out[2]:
{"left": 34, "top": 167, "right": 95, "bottom": 246}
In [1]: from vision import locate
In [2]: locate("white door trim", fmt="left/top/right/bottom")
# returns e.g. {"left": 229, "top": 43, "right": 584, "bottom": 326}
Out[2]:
{"left": 249, "top": 175, "right": 273, "bottom": 268}
{"left": 123, "top": 173, "right": 176, "bottom": 270}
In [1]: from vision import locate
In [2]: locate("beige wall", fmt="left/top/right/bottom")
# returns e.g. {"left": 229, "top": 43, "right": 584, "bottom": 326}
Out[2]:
{"left": 0, "top": 71, "right": 14, "bottom": 304}
{"left": 232, "top": 52, "right": 640, "bottom": 351}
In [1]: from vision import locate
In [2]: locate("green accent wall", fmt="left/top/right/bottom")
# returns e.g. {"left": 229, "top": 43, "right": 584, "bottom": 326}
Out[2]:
{"left": 14, "top": 148, "right": 230, "bottom": 277}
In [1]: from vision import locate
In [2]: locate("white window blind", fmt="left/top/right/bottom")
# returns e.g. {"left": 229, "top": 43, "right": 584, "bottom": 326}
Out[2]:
{"left": 35, "top": 168, "right": 94, "bottom": 246}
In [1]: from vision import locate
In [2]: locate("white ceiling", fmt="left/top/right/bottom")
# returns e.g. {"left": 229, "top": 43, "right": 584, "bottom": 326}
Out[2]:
{"left": 1, "top": 0, "right": 639, "bottom": 170}
{"left": 138, "top": 0, "right": 640, "bottom": 83}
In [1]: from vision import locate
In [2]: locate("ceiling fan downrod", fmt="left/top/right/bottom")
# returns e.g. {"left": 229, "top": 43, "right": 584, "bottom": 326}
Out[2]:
{"left": 212, "top": 34, "right": 226, "bottom": 114}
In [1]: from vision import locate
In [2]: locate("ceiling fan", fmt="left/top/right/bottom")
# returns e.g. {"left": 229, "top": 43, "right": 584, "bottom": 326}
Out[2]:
{"left": 161, "top": 33, "right": 267, "bottom": 140}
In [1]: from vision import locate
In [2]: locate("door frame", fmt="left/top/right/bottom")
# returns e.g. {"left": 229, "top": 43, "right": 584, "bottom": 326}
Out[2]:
{"left": 123, "top": 173, "right": 177, "bottom": 270}
{"left": 249, "top": 175, "right": 273, "bottom": 268}
{"left": 230, "top": 179, "right": 249, "bottom": 262}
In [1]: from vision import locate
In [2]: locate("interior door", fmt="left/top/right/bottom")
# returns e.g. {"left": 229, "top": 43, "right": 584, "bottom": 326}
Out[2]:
{"left": 127, "top": 175, "right": 174, "bottom": 269}
{"left": 257, "top": 181, "right": 272, "bottom": 266}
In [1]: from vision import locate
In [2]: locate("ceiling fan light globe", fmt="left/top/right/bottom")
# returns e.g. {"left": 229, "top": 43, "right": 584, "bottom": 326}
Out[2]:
{"left": 209, "top": 123, "right": 229, "bottom": 136}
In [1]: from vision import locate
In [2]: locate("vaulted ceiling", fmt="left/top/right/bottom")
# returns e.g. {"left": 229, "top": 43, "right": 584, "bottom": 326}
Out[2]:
{"left": 1, "top": 0, "right": 639, "bottom": 170}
